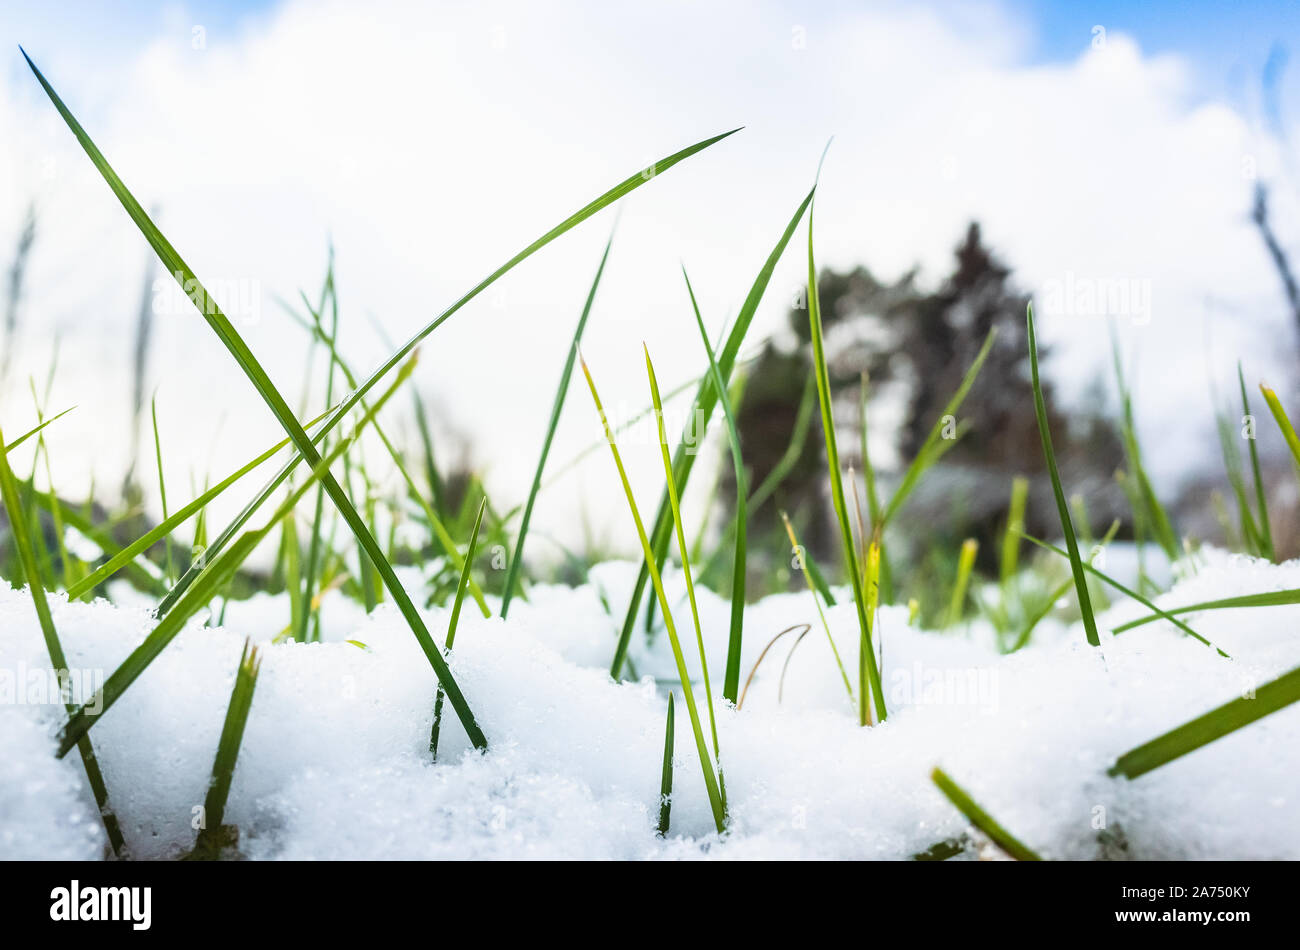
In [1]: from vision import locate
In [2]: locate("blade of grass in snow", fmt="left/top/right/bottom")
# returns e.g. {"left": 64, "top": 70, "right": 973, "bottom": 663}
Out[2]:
{"left": 737, "top": 623, "right": 811, "bottom": 709}
{"left": 27, "top": 50, "right": 736, "bottom": 746}
{"left": 184, "top": 638, "right": 261, "bottom": 860}
{"left": 610, "top": 188, "right": 814, "bottom": 680}
{"left": 1027, "top": 303, "right": 1099, "bottom": 647}
{"left": 1001, "top": 476, "right": 1028, "bottom": 587}
{"left": 1240, "top": 363, "right": 1274, "bottom": 560}
{"left": 581, "top": 354, "right": 726, "bottom": 833}
{"left": 657, "top": 692, "right": 675, "bottom": 838}
{"left": 945, "top": 538, "right": 978, "bottom": 629}
{"left": 0, "top": 421, "right": 125, "bottom": 855}
{"left": 881, "top": 328, "right": 996, "bottom": 526}
{"left": 806, "top": 197, "right": 886, "bottom": 725}
{"left": 295, "top": 308, "right": 491, "bottom": 617}
{"left": 1008, "top": 520, "right": 1118, "bottom": 653}
{"left": 55, "top": 357, "right": 417, "bottom": 756}
{"left": 31, "top": 490, "right": 167, "bottom": 597}
{"left": 930, "top": 767, "right": 1042, "bottom": 861}
{"left": 1215, "top": 398, "right": 1264, "bottom": 557}
{"left": 1110, "top": 326, "right": 1178, "bottom": 559}
{"left": 683, "top": 269, "right": 748, "bottom": 704}
{"left": 858, "top": 373, "right": 883, "bottom": 526}
{"left": 1260, "top": 382, "right": 1300, "bottom": 474}
{"left": 748, "top": 372, "right": 816, "bottom": 516}
{"left": 431, "top": 497, "right": 486, "bottom": 761}
{"left": 1110, "top": 664, "right": 1300, "bottom": 779}
{"left": 64, "top": 406, "right": 333, "bottom": 600}
{"left": 2, "top": 405, "right": 74, "bottom": 453}
{"left": 150, "top": 395, "right": 173, "bottom": 584}
{"left": 500, "top": 228, "right": 614, "bottom": 618}
{"left": 297, "top": 267, "right": 339, "bottom": 641}
{"left": 1111, "top": 587, "right": 1300, "bottom": 634}
{"left": 1021, "top": 532, "right": 1228, "bottom": 657}
{"left": 779, "top": 511, "right": 853, "bottom": 704}
{"left": 24, "top": 52, "right": 490, "bottom": 749}
{"left": 646, "top": 345, "right": 726, "bottom": 809}
{"left": 282, "top": 509, "right": 304, "bottom": 642}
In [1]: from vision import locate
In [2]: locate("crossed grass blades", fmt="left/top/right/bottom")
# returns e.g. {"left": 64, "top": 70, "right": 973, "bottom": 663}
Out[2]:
{"left": 10, "top": 48, "right": 1300, "bottom": 856}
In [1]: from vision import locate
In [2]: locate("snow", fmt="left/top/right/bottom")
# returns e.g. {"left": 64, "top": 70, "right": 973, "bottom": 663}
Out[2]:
{"left": 1, "top": 548, "right": 1298, "bottom": 860}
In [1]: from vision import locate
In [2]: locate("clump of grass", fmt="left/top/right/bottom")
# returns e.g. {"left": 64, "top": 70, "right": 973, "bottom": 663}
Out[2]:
{"left": 1023, "top": 532, "right": 1228, "bottom": 656}
{"left": 500, "top": 229, "right": 615, "bottom": 618}
{"left": 1109, "top": 326, "right": 1178, "bottom": 562}
{"left": 682, "top": 270, "right": 747, "bottom": 704}
{"left": 0, "top": 423, "right": 125, "bottom": 855}
{"left": 25, "top": 46, "right": 739, "bottom": 754}
{"left": 184, "top": 639, "right": 261, "bottom": 860}
{"left": 931, "top": 767, "right": 1042, "bottom": 861}
{"left": 646, "top": 346, "right": 725, "bottom": 803}
{"left": 608, "top": 188, "right": 814, "bottom": 681}
{"left": 55, "top": 357, "right": 420, "bottom": 756}
{"left": 580, "top": 353, "right": 727, "bottom": 833}
{"left": 806, "top": 195, "right": 886, "bottom": 725}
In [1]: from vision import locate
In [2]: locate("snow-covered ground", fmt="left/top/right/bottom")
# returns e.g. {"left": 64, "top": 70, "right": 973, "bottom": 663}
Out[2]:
{"left": 2, "top": 548, "right": 1298, "bottom": 860}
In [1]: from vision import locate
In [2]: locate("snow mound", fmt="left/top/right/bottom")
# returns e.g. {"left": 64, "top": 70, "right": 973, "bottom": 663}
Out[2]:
{"left": 2, "top": 548, "right": 1298, "bottom": 860}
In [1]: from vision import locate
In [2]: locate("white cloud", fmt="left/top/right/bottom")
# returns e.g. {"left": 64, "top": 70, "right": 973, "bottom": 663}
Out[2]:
{"left": 1, "top": 0, "right": 1295, "bottom": 552}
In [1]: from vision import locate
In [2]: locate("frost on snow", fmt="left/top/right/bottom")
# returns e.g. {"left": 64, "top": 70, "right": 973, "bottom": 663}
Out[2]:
{"left": 1, "top": 548, "right": 1297, "bottom": 860}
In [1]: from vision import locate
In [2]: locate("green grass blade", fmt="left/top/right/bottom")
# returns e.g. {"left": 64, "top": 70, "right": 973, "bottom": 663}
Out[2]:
{"left": 64, "top": 406, "right": 332, "bottom": 600}
{"left": 881, "top": 328, "right": 996, "bottom": 526}
{"left": 1008, "top": 521, "right": 1118, "bottom": 653}
{"left": 150, "top": 395, "right": 173, "bottom": 584}
{"left": 186, "top": 638, "right": 261, "bottom": 859}
{"left": 807, "top": 199, "right": 886, "bottom": 725}
{"left": 609, "top": 188, "right": 814, "bottom": 680}
{"left": 945, "top": 538, "right": 978, "bottom": 628}
{"left": 2, "top": 405, "right": 75, "bottom": 453}
{"left": 283, "top": 302, "right": 491, "bottom": 617}
{"left": 55, "top": 358, "right": 417, "bottom": 756}
{"left": 1260, "top": 382, "right": 1300, "bottom": 473}
{"left": 0, "top": 422, "right": 125, "bottom": 855}
{"left": 1000, "top": 476, "right": 1028, "bottom": 586}
{"left": 780, "top": 511, "right": 854, "bottom": 703}
{"left": 657, "top": 692, "right": 675, "bottom": 837}
{"left": 683, "top": 269, "right": 747, "bottom": 704}
{"left": 1022, "top": 532, "right": 1228, "bottom": 656}
{"left": 930, "top": 767, "right": 1042, "bottom": 861}
{"left": 1240, "top": 363, "right": 1274, "bottom": 560}
{"left": 1026, "top": 303, "right": 1099, "bottom": 647}
{"left": 748, "top": 372, "right": 816, "bottom": 516}
{"left": 430, "top": 497, "right": 486, "bottom": 761}
{"left": 500, "top": 228, "right": 614, "bottom": 618}
{"left": 1110, "top": 328, "right": 1178, "bottom": 559}
{"left": 1110, "top": 664, "right": 1300, "bottom": 779}
{"left": 23, "top": 52, "right": 488, "bottom": 751}
{"left": 581, "top": 354, "right": 726, "bottom": 833}
{"left": 647, "top": 345, "right": 723, "bottom": 776}
{"left": 1111, "top": 587, "right": 1300, "bottom": 634}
